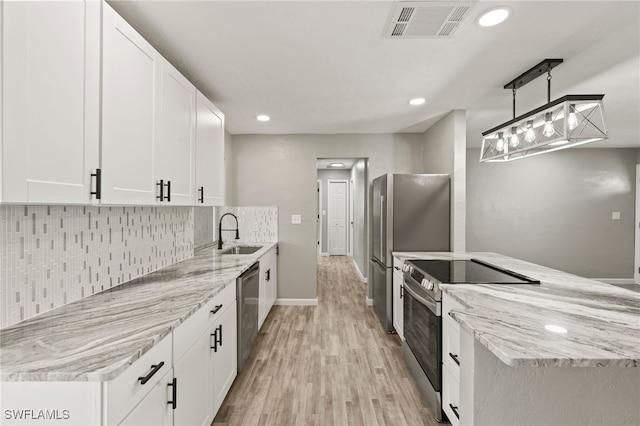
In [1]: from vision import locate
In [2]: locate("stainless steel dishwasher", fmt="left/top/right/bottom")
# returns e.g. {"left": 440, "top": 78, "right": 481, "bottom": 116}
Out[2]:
{"left": 237, "top": 262, "right": 259, "bottom": 372}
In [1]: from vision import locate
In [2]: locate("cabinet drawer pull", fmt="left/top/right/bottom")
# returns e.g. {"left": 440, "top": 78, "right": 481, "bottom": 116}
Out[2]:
{"left": 210, "top": 304, "right": 223, "bottom": 315}
{"left": 266, "top": 269, "right": 271, "bottom": 282}
{"left": 449, "top": 352, "right": 460, "bottom": 366}
{"left": 165, "top": 180, "right": 171, "bottom": 202}
{"left": 400, "top": 284, "right": 403, "bottom": 299}
{"left": 156, "top": 180, "right": 164, "bottom": 201}
{"left": 198, "top": 186, "right": 204, "bottom": 203}
{"left": 90, "top": 169, "right": 102, "bottom": 200}
{"left": 449, "top": 403, "right": 459, "bottom": 419}
{"left": 138, "top": 361, "right": 165, "bottom": 384}
{"left": 168, "top": 377, "right": 177, "bottom": 409}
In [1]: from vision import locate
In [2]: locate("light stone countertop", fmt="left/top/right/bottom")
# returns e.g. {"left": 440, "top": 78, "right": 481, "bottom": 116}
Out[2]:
{"left": 0, "top": 242, "right": 277, "bottom": 382}
{"left": 393, "top": 251, "right": 640, "bottom": 368}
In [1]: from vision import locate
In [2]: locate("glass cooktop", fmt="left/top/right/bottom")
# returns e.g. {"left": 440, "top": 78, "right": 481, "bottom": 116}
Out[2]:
{"left": 408, "top": 259, "right": 540, "bottom": 284}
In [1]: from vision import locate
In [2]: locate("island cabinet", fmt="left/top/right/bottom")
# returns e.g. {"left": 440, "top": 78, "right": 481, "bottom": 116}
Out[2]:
{"left": 1, "top": 0, "right": 100, "bottom": 204}
{"left": 195, "top": 92, "right": 226, "bottom": 206}
{"left": 258, "top": 246, "right": 278, "bottom": 329}
{"left": 441, "top": 293, "right": 464, "bottom": 426}
{"left": 392, "top": 257, "right": 404, "bottom": 340}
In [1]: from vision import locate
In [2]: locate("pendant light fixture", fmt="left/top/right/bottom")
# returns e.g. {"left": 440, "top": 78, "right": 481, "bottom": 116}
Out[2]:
{"left": 479, "top": 59, "right": 607, "bottom": 162}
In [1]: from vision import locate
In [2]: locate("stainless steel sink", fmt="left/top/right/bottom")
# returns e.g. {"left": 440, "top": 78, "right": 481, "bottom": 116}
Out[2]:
{"left": 219, "top": 245, "right": 262, "bottom": 255}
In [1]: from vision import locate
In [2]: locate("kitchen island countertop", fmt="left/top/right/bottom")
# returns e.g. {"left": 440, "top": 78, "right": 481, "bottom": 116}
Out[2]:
{"left": 393, "top": 251, "right": 640, "bottom": 368}
{"left": 0, "top": 242, "right": 277, "bottom": 382}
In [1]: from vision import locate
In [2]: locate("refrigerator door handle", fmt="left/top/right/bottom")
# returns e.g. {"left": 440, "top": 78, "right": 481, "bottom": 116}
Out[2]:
{"left": 380, "top": 195, "right": 385, "bottom": 263}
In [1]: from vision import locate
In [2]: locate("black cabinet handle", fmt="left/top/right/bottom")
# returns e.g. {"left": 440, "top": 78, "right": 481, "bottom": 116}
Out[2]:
{"left": 90, "top": 169, "right": 101, "bottom": 200}
{"left": 449, "top": 352, "right": 460, "bottom": 366}
{"left": 216, "top": 324, "right": 222, "bottom": 348}
{"left": 210, "top": 330, "right": 218, "bottom": 351}
{"left": 393, "top": 266, "right": 400, "bottom": 271}
{"left": 168, "top": 377, "right": 177, "bottom": 409}
{"left": 266, "top": 269, "right": 271, "bottom": 282}
{"left": 138, "top": 361, "right": 165, "bottom": 385}
{"left": 449, "top": 403, "right": 459, "bottom": 419}
{"left": 165, "top": 180, "right": 171, "bottom": 202}
{"left": 198, "top": 186, "right": 204, "bottom": 203}
{"left": 210, "top": 304, "right": 223, "bottom": 315}
{"left": 156, "top": 180, "right": 164, "bottom": 201}
{"left": 400, "top": 285, "right": 403, "bottom": 299}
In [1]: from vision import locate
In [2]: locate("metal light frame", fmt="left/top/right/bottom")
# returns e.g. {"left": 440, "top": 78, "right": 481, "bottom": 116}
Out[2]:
{"left": 479, "top": 60, "right": 608, "bottom": 163}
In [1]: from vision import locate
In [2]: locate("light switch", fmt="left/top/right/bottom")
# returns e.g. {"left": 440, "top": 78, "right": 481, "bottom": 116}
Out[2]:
{"left": 612, "top": 212, "right": 621, "bottom": 220}
{"left": 291, "top": 214, "right": 302, "bottom": 224}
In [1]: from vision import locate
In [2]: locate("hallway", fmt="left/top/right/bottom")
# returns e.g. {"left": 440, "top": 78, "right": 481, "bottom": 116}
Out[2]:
{"left": 213, "top": 256, "right": 438, "bottom": 426}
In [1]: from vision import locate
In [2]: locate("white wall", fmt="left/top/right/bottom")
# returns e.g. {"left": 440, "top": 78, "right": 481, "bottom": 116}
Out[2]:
{"left": 351, "top": 159, "right": 367, "bottom": 280}
{"left": 466, "top": 147, "right": 636, "bottom": 279}
{"left": 231, "top": 134, "right": 423, "bottom": 301}
{"left": 422, "top": 110, "right": 466, "bottom": 252}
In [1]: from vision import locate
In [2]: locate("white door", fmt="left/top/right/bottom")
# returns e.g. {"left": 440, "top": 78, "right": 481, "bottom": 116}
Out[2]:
{"left": 156, "top": 58, "right": 196, "bottom": 205}
{"left": 101, "top": 3, "right": 159, "bottom": 205}
{"left": 2, "top": 1, "right": 100, "bottom": 203}
{"left": 328, "top": 180, "right": 348, "bottom": 256}
{"left": 195, "top": 91, "right": 225, "bottom": 206}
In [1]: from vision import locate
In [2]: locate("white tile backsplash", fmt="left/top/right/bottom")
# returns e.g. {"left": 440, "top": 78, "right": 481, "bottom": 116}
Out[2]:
{"left": 0, "top": 205, "right": 194, "bottom": 329}
{"left": 216, "top": 206, "right": 278, "bottom": 244}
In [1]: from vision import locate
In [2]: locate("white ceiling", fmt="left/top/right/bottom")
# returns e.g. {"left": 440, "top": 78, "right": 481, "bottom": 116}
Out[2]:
{"left": 108, "top": 0, "right": 640, "bottom": 149}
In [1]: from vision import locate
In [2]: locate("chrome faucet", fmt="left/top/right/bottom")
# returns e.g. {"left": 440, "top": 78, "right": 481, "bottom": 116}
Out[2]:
{"left": 217, "top": 213, "right": 239, "bottom": 249}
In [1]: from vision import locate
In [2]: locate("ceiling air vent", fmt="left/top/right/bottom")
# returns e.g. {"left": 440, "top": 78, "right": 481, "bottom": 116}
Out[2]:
{"left": 383, "top": 1, "right": 476, "bottom": 38}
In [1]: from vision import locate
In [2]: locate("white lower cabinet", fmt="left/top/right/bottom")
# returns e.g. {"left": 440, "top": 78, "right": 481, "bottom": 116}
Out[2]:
{"left": 442, "top": 293, "right": 465, "bottom": 426}
{"left": 258, "top": 247, "right": 278, "bottom": 329}
{"left": 120, "top": 368, "right": 173, "bottom": 426}
{"left": 211, "top": 302, "right": 237, "bottom": 415}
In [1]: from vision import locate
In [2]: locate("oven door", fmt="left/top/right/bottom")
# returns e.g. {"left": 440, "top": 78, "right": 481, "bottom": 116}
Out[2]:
{"left": 403, "top": 276, "right": 442, "bottom": 392}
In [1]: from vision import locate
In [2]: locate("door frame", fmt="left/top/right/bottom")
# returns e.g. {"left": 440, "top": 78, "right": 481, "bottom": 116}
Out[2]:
{"left": 317, "top": 179, "right": 322, "bottom": 256}
{"left": 635, "top": 165, "right": 639, "bottom": 284}
{"left": 328, "top": 179, "right": 349, "bottom": 256}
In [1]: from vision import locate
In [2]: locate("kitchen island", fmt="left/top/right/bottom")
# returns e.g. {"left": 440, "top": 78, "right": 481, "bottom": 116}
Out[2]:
{"left": 394, "top": 251, "right": 640, "bottom": 426}
{"left": 0, "top": 242, "right": 277, "bottom": 425}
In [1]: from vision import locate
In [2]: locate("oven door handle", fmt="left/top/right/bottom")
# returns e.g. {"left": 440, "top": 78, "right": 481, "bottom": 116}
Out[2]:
{"left": 403, "top": 280, "right": 439, "bottom": 315}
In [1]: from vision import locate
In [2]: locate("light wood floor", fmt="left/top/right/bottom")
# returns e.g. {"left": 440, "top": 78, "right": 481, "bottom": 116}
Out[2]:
{"left": 213, "top": 256, "right": 441, "bottom": 426}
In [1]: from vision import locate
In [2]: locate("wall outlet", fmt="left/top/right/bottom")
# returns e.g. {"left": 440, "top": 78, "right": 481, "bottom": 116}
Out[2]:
{"left": 612, "top": 212, "right": 621, "bottom": 220}
{"left": 291, "top": 214, "right": 302, "bottom": 225}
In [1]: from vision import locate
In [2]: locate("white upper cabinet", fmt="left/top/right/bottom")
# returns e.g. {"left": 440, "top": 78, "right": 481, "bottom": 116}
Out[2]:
{"left": 1, "top": 0, "right": 100, "bottom": 203}
{"left": 101, "top": 2, "right": 159, "bottom": 205}
{"left": 195, "top": 92, "right": 225, "bottom": 206}
{"left": 156, "top": 59, "right": 197, "bottom": 206}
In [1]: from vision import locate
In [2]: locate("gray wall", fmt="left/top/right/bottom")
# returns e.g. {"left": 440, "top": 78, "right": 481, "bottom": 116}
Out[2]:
{"left": 466, "top": 148, "right": 636, "bottom": 279}
{"left": 351, "top": 159, "right": 367, "bottom": 279}
{"left": 317, "top": 168, "right": 351, "bottom": 254}
{"left": 422, "top": 110, "right": 466, "bottom": 251}
{"left": 232, "top": 134, "right": 423, "bottom": 300}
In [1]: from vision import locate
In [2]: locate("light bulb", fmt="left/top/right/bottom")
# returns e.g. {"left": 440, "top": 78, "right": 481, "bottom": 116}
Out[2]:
{"left": 524, "top": 120, "right": 536, "bottom": 143}
{"left": 509, "top": 126, "right": 520, "bottom": 147}
{"left": 567, "top": 104, "right": 578, "bottom": 131}
{"left": 543, "top": 112, "right": 555, "bottom": 137}
{"left": 495, "top": 132, "right": 505, "bottom": 152}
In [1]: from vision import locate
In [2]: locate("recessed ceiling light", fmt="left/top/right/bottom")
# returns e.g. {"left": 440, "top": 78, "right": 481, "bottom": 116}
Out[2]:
{"left": 409, "top": 98, "right": 426, "bottom": 106}
{"left": 256, "top": 115, "right": 270, "bottom": 122}
{"left": 477, "top": 7, "right": 511, "bottom": 27}
{"left": 330, "top": 163, "right": 344, "bottom": 168}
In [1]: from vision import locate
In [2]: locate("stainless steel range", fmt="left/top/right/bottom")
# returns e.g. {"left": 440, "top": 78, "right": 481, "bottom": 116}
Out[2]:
{"left": 401, "top": 258, "right": 540, "bottom": 422}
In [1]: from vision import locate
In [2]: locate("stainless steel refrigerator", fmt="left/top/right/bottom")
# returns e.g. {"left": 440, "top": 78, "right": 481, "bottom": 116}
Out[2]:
{"left": 369, "top": 174, "right": 450, "bottom": 332}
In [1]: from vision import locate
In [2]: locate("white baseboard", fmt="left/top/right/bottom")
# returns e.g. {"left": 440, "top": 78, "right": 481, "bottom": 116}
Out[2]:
{"left": 275, "top": 298, "right": 319, "bottom": 306}
{"left": 366, "top": 297, "right": 373, "bottom": 306}
{"left": 595, "top": 278, "right": 636, "bottom": 285}
{"left": 320, "top": 252, "right": 329, "bottom": 257}
{"left": 351, "top": 258, "right": 367, "bottom": 283}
